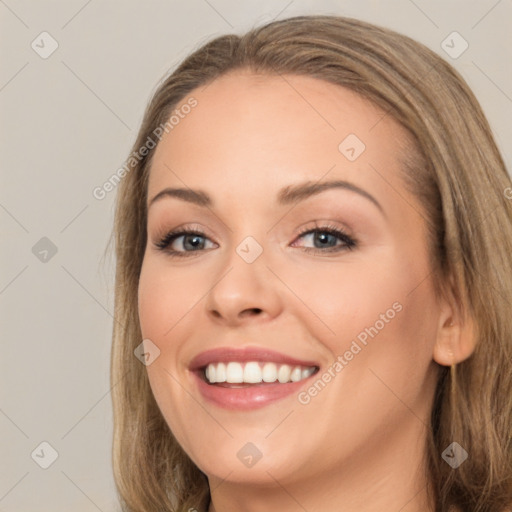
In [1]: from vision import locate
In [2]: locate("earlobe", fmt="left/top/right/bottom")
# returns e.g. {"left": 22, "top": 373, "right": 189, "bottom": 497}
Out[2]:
{"left": 432, "top": 289, "right": 477, "bottom": 367}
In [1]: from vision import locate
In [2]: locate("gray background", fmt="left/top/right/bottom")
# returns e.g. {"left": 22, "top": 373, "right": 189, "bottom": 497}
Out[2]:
{"left": 1, "top": 0, "right": 510, "bottom": 510}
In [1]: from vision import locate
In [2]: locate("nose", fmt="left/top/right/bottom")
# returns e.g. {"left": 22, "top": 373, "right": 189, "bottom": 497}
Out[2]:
{"left": 204, "top": 248, "right": 283, "bottom": 327}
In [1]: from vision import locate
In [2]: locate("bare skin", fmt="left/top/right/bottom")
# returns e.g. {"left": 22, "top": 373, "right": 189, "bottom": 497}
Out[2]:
{"left": 138, "top": 70, "right": 475, "bottom": 512}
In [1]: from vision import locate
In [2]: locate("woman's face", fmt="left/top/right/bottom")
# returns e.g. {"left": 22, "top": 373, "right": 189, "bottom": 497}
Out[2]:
{"left": 138, "top": 71, "right": 443, "bottom": 490}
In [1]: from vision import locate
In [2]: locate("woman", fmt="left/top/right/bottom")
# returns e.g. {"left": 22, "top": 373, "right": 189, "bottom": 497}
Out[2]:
{"left": 108, "top": 15, "right": 512, "bottom": 512}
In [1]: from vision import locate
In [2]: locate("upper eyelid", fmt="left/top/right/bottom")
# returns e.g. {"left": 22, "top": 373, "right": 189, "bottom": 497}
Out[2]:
{"left": 157, "top": 224, "right": 348, "bottom": 240}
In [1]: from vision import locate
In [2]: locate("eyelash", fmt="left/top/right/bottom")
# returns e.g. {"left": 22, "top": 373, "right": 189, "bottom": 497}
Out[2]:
{"left": 153, "top": 223, "right": 357, "bottom": 258}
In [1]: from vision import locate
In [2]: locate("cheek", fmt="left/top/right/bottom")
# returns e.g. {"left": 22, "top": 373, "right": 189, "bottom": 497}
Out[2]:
{"left": 138, "top": 258, "right": 199, "bottom": 343}
{"left": 137, "top": 258, "right": 204, "bottom": 448}
{"left": 329, "top": 263, "right": 440, "bottom": 417}
{"left": 278, "top": 253, "right": 401, "bottom": 346}
{"left": 287, "top": 249, "right": 438, "bottom": 376}
{"left": 293, "top": 264, "right": 439, "bottom": 450}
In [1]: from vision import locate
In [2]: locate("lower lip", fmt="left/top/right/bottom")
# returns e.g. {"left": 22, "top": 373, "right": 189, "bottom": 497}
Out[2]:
{"left": 192, "top": 371, "right": 314, "bottom": 410}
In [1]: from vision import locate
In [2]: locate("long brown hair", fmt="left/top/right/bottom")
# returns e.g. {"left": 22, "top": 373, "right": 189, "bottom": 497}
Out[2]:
{"left": 107, "top": 15, "right": 512, "bottom": 511}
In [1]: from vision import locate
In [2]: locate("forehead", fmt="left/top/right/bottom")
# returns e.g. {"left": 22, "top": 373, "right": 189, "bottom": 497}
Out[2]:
{"left": 147, "top": 70, "right": 412, "bottom": 204}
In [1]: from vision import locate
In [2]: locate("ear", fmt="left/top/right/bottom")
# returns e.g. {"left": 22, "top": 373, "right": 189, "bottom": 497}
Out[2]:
{"left": 432, "top": 279, "right": 477, "bottom": 366}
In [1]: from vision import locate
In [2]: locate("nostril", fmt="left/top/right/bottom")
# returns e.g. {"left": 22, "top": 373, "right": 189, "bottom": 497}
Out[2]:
{"left": 240, "top": 308, "right": 262, "bottom": 317}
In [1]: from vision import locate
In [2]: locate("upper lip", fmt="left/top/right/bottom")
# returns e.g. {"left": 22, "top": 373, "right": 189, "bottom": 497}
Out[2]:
{"left": 189, "top": 347, "right": 319, "bottom": 371}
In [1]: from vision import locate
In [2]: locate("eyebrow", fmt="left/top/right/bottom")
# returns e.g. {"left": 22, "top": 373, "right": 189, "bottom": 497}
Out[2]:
{"left": 148, "top": 179, "right": 384, "bottom": 214}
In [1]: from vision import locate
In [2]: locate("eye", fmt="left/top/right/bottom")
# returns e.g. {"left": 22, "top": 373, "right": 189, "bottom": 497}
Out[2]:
{"left": 292, "top": 223, "right": 357, "bottom": 253}
{"left": 153, "top": 222, "right": 357, "bottom": 258}
{"left": 154, "top": 228, "right": 216, "bottom": 257}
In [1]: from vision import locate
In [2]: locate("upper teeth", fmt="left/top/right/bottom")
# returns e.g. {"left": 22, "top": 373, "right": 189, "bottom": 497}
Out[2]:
{"left": 204, "top": 361, "right": 316, "bottom": 384}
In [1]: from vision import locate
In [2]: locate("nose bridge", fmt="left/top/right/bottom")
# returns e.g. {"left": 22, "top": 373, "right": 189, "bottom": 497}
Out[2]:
{"left": 221, "top": 208, "right": 270, "bottom": 272}
{"left": 204, "top": 229, "right": 281, "bottom": 324}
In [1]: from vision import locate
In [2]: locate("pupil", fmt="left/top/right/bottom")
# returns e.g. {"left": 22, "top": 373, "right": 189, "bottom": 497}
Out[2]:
{"left": 185, "top": 235, "right": 203, "bottom": 250}
{"left": 315, "top": 232, "right": 334, "bottom": 247}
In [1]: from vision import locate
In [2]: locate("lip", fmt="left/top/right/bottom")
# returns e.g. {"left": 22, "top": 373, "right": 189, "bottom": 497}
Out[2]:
{"left": 189, "top": 347, "right": 320, "bottom": 410}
